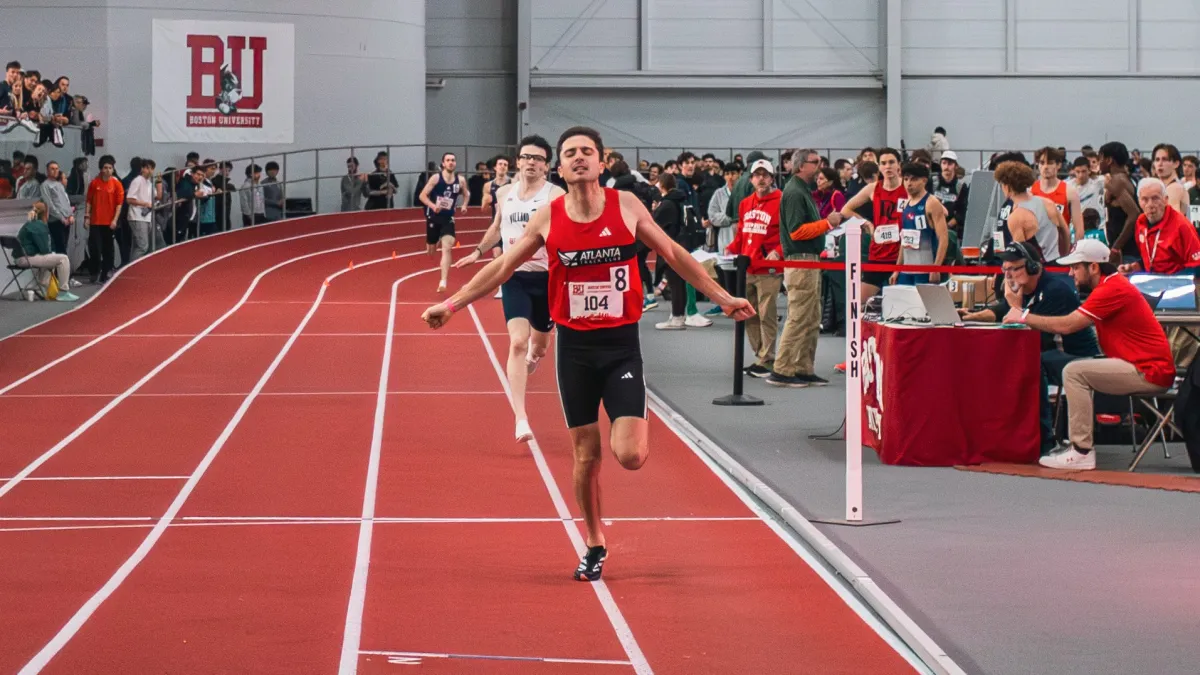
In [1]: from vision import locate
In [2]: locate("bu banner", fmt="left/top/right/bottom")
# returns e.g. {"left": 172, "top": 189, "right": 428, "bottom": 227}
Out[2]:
{"left": 151, "top": 19, "right": 295, "bottom": 144}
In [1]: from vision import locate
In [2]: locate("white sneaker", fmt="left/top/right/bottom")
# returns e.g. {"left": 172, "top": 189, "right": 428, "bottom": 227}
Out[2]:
{"left": 1038, "top": 446, "right": 1096, "bottom": 471}
{"left": 515, "top": 419, "right": 533, "bottom": 443}
{"left": 655, "top": 316, "right": 687, "bottom": 330}
{"left": 69, "top": 278, "right": 84, "bottom": 288}
{"left": 685, "top": 313, "right": 713, "bottom": 327}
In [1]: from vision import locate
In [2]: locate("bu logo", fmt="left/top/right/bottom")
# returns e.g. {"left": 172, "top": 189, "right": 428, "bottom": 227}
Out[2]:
{"left": 186, "top": 34, "right": 267, "bottom": 128}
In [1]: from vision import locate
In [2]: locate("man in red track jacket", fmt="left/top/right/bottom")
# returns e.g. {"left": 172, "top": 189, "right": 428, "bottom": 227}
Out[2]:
{"left": 727, "top": 158, "right": 783, "bottom": 376}
{"left": 1118, "top": 177, "right": 1200, "bottom": 368}
{"left": 1119, "top": 178, "right": 1200, "bottom": 275}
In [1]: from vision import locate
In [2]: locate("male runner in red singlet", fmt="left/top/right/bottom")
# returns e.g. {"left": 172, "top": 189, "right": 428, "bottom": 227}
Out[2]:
{"left": 827, "top": 147, "right": 905, "bottom": 372}
{"left": 832, "top": 146, "right": 906, "bottom": 300}
{"left": 422, "top": 127, "right": 754, "bottom": 581}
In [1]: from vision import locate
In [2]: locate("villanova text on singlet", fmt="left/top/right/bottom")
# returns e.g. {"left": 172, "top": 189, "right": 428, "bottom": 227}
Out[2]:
{"left": 869, "top": 181, "right": 908, "bottom": 263}
{"left": 426, "top": 172, "right": 461, "bottom": 221}
{"left": 499, "top": 180, "right": 553, "bottom": 273}
{"left": 899, "top": 192, "right": 939, "bottom": 265}
{"left": 545, "top": 188, "right": 643, "bottom": 330}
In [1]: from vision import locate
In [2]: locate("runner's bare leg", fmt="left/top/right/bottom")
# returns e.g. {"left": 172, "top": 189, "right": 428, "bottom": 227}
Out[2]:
{"left": 439, "top": 234, "right": 455, "bottom": 288}
{"left": 610, "top": 417, "right": 648, "bottom": 470}
{"left": 507, "top": 318, "right": 533, "bottom": 422}
{"left": 569, "top": 424, "right": 605, "bottom": 547}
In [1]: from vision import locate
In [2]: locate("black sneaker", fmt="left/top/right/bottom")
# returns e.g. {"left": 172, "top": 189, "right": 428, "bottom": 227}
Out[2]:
{"left": 574, "top": 545, "right": 607, "bottom": 582}
{"left": 765, "top": 372, "right": 808, "bottom": 388}
{"left": 744, "top": 364, "right": 771, "bottom": 378}
{"left": 799, "top": 374, "right": 830, "bottom": 387}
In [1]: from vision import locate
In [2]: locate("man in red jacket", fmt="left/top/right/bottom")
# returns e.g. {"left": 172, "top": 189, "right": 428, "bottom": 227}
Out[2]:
{"left": 727, "top": 158, "right": 783, "bottom": 376}
{"left": 1118, "top": 177, "right": 1200, "bottom": 276}
{"left": 1118, "top": 176, "right": 1200, "bottom": 367}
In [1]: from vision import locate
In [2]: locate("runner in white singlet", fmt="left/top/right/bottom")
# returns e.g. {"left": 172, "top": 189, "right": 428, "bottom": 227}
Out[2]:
{"left": 454, "top": 135, "right": 565, "bottom": 442}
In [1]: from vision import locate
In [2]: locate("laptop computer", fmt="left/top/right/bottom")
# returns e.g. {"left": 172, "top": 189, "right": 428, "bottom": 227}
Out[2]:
{"left": 916, "top": 284, "right": 966, "bottom": 326}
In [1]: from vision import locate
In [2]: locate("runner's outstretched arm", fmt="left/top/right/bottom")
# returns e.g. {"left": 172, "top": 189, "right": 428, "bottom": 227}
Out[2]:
{"left": 621, "top": 191, "right": 755, "bottom": 321}
{"left": 454, "top": 185, "right": 511, "bottom": 268}
{"left": 422, "top": 208, "right": 548, "bottom": 329}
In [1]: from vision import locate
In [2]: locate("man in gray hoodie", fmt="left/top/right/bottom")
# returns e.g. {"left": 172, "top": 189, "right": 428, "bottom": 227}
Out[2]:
{"left": 40, "top": 161, "right": 74, "bottom": 255}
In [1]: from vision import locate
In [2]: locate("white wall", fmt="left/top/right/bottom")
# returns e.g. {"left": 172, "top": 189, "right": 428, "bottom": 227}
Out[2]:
{"left": 528, "top": 89, "right": 882, "bottom": 155}
{"left": 427, "top": 0, "right": 516, "bottom": 147}
{"left": 901, "top": 0, "right": 1200, "bottom": 160}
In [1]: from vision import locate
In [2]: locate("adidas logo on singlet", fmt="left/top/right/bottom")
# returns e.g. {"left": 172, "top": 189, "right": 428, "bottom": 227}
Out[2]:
{"left": 599, "top": 227, "right": 612, "bottom": 237}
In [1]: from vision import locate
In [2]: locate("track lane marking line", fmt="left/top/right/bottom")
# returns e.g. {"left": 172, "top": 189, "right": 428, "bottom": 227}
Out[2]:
{"left": 467, "top": 306, "right": 653, "bottom": 675}
{"left": 0, "top": 234, "right": 483, "bottom": 503}
{"left": 0, "top": 217, "right": 473, "bottom": 393}
{"left": 338, "top": 269, "right": 428, "bottom": 674}
{"left": 15, "top": 253, "right": 436, "bottom": 674}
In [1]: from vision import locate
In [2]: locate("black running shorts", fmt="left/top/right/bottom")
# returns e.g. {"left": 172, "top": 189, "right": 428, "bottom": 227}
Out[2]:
{"left": 501, "top": 271, "right": 553, "bottom": 333}
{"left": 426, "top": 217, "right": 456, "bottom": 245}
{"left": 555, "top": 322, "right": 646, "bottom": 429}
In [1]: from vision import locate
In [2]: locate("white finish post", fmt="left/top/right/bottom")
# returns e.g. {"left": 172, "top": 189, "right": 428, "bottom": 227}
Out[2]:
{"left": 844, "top": 221, "right": 864, "bottom": 522}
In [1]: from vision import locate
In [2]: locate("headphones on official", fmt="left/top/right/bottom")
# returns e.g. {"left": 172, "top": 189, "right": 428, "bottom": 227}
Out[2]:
{"left": 1012, "top": 241, "right": 1042, "bottom": 276}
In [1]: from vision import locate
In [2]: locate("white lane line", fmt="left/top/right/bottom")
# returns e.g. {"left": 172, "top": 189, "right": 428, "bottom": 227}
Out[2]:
{"left": 467, "top": 306, "right": 653, "bottom": 675}
{"left": 0, "top": 476, "right": 187, "bottom": 482}
{"left": 339, "top": 272, "right": 416, "bottom": 674}
{"left": 0, "top": 234, "right": 462, "bottom": 503}
{"left": 0, "top": 516, "right": 762, "bottom": 535}
{"left": 0, "top": 390, "right": 560, "bottom": 399}
{"left": 12, "top": 332, "right": 509, "bottom": 338}
{"left": 0, "top": 217, "right": 436, "bottom": 395}
{"left": 647, "top": 392, "right": 947, "bottom": 675}
{"left": 15, "top": 254, "right": 435, "bottom": 675}
{"left": 245, "top": 301, "right": 436, "bottom": 305}
{"left": 0, "top": 515, "right": 758, "bottom": 524}
{"left": 359, "top": 650, "right": 631, "bottom": 667}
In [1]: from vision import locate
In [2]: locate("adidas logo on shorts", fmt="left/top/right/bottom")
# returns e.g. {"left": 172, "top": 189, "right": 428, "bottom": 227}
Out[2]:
{"left": 621, "top": 372, "right": 634, "bottom": 380}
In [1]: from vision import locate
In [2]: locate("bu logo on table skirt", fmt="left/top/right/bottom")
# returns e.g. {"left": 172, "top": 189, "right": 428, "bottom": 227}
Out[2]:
{"left": 861, "top": 335, "right": 884, "bottom": 438}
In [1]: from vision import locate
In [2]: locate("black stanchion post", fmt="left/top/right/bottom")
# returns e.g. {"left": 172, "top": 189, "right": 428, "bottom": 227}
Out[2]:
{"left": 713, "top": 255, "right": 764, "bottom": 407}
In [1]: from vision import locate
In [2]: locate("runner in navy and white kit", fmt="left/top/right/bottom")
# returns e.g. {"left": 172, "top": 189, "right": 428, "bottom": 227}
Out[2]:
{"left": 454, "top": 136, "right": 564, "bottom": 443}
{"left": 423, "top": 127, "right": 754, "bottom": 581}
{"left": 419, "top": 152, "right": 470, "bottom": 293}
{"left": 481, "top": 156, "right": 513, "bottom": 298}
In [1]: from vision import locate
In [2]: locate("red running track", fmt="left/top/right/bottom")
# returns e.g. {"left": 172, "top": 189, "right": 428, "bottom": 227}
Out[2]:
{"left": 0, "top": 210, "right": 919, "bottom": 674}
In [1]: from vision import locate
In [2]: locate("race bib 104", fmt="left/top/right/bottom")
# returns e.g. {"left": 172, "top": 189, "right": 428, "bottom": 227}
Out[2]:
{"left": 568, "top": 266, "right": 629, "bottom": 320}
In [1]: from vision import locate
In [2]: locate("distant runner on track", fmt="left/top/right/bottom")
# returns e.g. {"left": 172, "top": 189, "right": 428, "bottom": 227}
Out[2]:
{"left": 454, "top": 135, "right": 565, "bottom": 443}
{"left": 422, "top": 126, "right": 754, "bottom": 582}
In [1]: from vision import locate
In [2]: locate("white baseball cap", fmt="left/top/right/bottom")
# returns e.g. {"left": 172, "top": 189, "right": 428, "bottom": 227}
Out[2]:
{"left": 941, "top": 150, "right": 959, "bottom": 164}
{"left": 749, "top": 158, "right": 775, "bottom": 175}
{"left": 1056, "top": 238, "right": 1111, "bottom": 265}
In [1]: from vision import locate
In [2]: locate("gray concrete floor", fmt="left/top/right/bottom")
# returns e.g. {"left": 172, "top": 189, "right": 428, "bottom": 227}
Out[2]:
{"left": 640, "top": 300, "right": 1200, "bottom": 675}
{"left": 0, "top": 284, "right": 100, "bottom": 338}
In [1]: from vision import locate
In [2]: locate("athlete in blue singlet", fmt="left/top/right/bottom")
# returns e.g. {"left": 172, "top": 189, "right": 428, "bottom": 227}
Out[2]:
{"left": 419, "top": 152, "right": 470, "bottom": 292}
{"left": 893, "top": 162, "right": 949, "bottom": 285}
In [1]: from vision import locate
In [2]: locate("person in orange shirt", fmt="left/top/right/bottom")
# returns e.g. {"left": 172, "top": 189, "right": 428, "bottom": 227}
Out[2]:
{"left": 85, "top": 154, "right": 125, "bottom": 283}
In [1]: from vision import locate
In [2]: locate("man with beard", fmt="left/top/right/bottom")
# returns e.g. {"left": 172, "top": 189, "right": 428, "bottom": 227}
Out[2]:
{"left": 1006, "top": 239, "right": 1173, "bottom": 470}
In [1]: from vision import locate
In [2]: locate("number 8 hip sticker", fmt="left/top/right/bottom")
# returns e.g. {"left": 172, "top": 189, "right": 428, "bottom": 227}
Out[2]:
{"left": 611, "top": 265, "right": 628, "bottom": 292}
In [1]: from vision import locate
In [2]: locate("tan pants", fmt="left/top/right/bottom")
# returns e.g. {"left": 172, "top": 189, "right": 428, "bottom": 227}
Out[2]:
{"left": 774, "top": 255, "right": 822, "bottom": 377}
{"left": 17, "top": 253, "right": 70, "bottom": 291}
{"left": 1063, "top": 358, "right": 1167, "bottom": 450}
{"left": 744, "top": 273, "right": 781, "bottom": 367}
